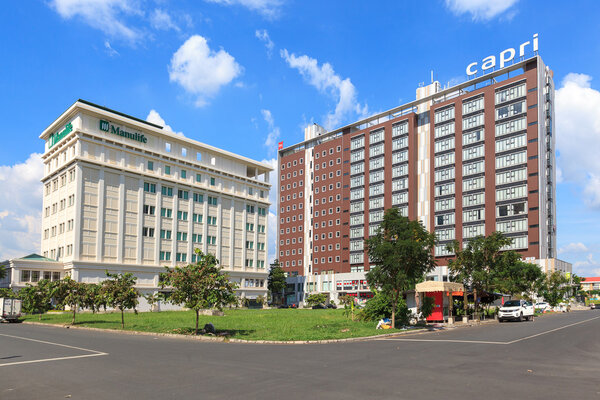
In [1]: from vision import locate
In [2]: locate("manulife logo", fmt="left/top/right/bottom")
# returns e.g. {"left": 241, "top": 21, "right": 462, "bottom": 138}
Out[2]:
{"left": 99, "top": 120, "right": 148, "bottom": 144}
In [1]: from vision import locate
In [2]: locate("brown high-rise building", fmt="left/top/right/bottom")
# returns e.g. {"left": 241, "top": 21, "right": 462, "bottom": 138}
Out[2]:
{"left": 278, "top": 54, "right": 567, "bottom": 305}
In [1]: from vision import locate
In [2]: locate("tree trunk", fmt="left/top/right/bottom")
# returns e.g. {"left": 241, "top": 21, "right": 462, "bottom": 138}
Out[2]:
{"left": 121, "top": 308, "right": 125, "bottom": 329}
{"left": 195, "top": 309, "right": 199, "bottom": 335}
{"left": 474, "top": 288, "right": 478, "bottom": 320}
{"left": 464, "top": 291, "right": 468, "bottom": 319}
{"left": 38, "top": 312, "right": 42, "bottom": 321}
{"left": 72, "top": 306, "right": 76, "bottom": 325}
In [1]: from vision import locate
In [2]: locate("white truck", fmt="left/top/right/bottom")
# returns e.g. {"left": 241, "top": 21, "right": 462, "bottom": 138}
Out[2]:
{"left": 0, "top": 298, "right": 22, "bottom": 322}
{"left": 498, "top": 299, "right": 535, "bottom": 322}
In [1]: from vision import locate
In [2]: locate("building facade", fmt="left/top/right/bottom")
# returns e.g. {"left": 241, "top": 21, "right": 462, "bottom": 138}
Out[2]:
{"left": 278, "top": 55, "right": 563, "bottom": 304}
{"left": 2, "top": 100, "right": 272, "bottom": 306}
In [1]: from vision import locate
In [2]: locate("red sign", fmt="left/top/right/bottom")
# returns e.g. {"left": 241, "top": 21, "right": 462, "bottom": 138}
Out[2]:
{"left": 278, "top": 141, "right": 284, "bottom": 150}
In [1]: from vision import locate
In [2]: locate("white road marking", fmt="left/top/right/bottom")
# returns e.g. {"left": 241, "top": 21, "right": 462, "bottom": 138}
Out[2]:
{"left": 0, "top": 333, "right": 108, "bottom": 367}
{"left": 376, "top": 315, "right": 600, "bottom": 346}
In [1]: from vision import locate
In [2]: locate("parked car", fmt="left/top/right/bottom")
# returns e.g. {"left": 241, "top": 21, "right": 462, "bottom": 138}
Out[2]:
{"left": 591, "top": 303, "right": 598, "bottom": 310}
{"left": 534, "top": 302, "right": 550, "bottom": 312}
{"left": 326, "top": 303, "right": 337, "bottom": 309}
{"left": 498, "top": 299, "right": 535, "bottom": 322}
{"left": 312, "top": 304, "right": 327, "bottom": 309}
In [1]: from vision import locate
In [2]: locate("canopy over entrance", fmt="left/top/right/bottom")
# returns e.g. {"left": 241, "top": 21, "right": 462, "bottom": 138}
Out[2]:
{"left": 415, "top": 281, "right": 464, "bottom": 293}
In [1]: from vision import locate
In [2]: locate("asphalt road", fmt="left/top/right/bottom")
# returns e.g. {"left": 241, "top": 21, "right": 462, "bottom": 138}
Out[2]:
{"left": 1, "top": 311, "right": 599, "bottom": 400}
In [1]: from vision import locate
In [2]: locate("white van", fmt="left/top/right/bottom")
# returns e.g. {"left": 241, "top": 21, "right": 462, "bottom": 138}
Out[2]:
{"left": 498, "top": 299, "right": 534, "bottom": 322}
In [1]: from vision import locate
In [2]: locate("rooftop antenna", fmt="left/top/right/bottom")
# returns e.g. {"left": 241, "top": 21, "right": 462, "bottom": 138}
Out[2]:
{"left": 431, "top": 70, "right": 434, "bottom": 84}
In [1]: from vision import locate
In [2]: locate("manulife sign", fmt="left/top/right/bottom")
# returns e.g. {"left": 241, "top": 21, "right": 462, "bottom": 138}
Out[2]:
{"left": 99, "top": 120, "right": 148, "bottom": 144}
{"left": 48, "top": 122, "right": 73, "bottom": 149}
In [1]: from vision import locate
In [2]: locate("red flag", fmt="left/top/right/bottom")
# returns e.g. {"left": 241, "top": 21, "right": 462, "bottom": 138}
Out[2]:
{"left": 278, "top": 141, "right": 284, "bottom": 150}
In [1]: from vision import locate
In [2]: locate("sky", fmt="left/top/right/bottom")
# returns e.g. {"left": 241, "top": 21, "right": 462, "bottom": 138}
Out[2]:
{"left": 1, "top": 0, "right": 600, "bottom": 277}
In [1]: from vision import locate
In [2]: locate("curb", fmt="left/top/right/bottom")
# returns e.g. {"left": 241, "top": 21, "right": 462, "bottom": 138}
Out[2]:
{"left": 21, "top": 321, "right": 427, "bottom": 345}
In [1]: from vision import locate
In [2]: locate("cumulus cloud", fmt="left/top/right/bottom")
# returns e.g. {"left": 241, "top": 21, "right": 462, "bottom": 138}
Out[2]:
{"left": 205, "top": 0, "right": 283, "bottom": 19}
{"left": 261, "top": 109, "right": 280, "bottom": 153}
{"left": 169, "top": 35, "right": 243, "bottom": 107}
{"left": 281, "top": 49, "right": 368, "bottom": 130}
{"left": 573, "top": 253, "right": 600, "bottom": 276}
{"left": 255, "top": 29, "right": 274, "bottom": 57}
{"left": 445, "top": 0, "right": 519, "bottom": 21}
{"left": 50, "top": 0, "right": 143, "bottom": 43}
{"left": 146, "top": 110, "right": 184, "bottom": 137}
{"left": 555, "top": 73, "right": 600, "bottom": 208}
{"left": 261, "top": 158, "right": 278, "bottom": 264}
{"left": 0, "top": 154, "right": 44, "bottom": 260}
{"left": 150, "top": 9, "right": 180, "bottom": 31}
{"left": 558, "top": 242, "right": 589, "bottom": 255}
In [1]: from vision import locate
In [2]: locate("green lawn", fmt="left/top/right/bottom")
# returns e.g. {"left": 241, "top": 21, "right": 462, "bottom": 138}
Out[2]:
{"left": 23, "top": 309, "right": 409, "bottom": 341}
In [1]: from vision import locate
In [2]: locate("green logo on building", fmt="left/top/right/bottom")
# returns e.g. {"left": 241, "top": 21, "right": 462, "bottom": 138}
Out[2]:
{"left": 98, "top": 120, "right": 148, "bottom": 144}
{"left": 48, "top": 122, "right": 73, "bottom": 149}
{"left": 99, "top": 120, "right": 110, "bottom": 132}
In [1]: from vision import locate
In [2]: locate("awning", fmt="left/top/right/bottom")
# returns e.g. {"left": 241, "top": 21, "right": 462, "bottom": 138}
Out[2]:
{"left": 415, "top": 281, "right": 464, "bottom": 293}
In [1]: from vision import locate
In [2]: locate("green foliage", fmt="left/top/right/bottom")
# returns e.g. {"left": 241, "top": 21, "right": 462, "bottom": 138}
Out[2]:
{"left": 541, "top": 271, "right": 569, "bottom": 306}
{"left": 338, "top": 295, "right": 357, "bottom": 321}
{"left": 305, "top": 293, "right": 327, "bottom": 307}
{"left": 57, "top": 276, "right": 88, "bottom": 324}
{"left": 494, "top": 252, "right": 545, "bottom": 300}
{"left": 255, "top": 295, "right": 265, "bottom": 306}
{"left": 160, "top": 249, "right": 238, "bottom": 334}
{"left": 366, "top": 208, "right": 437, "bottom": 328}
{"left": 82, "top": 283, "right": 105, "bottom": 314}
{"left": 103, "top": 272, "right": 139, "bottom": 328}
{"left": 447, "top": 231, "right": 513, "bottom": 315}
{"left": 267, "top": 260, "right": 286, "bottom": 303}
{"left": 144, "top": 292, "right": 161, "bottom": 312}
{"left": 20, "top": 279, "right": 55, "bottom": 319}
{"left": 0, "top": 264, "right": 6, "bottom": 280}
{"left": 0, "top": 287, "right": 19, "bottom": 299}
{"left": 420, "top": 295, "right": 435, "bottom": 320}
{"left": 360, "top": 291, "right": 393, "bottom": 321}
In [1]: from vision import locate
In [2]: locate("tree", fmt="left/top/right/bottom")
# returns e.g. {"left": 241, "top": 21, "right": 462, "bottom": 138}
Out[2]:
{"left": 58, "top": 277, "right": 88, "bottom": 325}
{"left": 103, "top": 272, "right": 139, "bottom": 329}
{"left": 447, "top": 232, "right": 512, "bottom": 319}
{"left": 144, "top": 292, "right": 161, "bottom": 312}
{"left": 366, "top": 209, "right": 437, "bottom": 328}
{"left": 0, "top": 288, "right": 19, "bottom": 299}
{"left": 541, "top": 271, "right": 569, "bottom": 307}
{"left": 82, "top": 283, "right": 105, "bottom": 314}
{"left": 267, "top": 260, "right": 286, "bottom": 304}
{"left": 20, "top": 279, "right": 55, "bottom": 320}
{"left": 420, "top": 295, "right": 436, "bottom": 320}
{"left": 0, "top": 264, "right": 6, "bottom": 280}
{"left": 305, "top": 293, "right": 327, "bottom": 307}
{"left": 494, "top": 252, "right": 545, "bottom": 300}
{"left": 160, "top": 250, "right": 238, "bottom": 335}
{"left": 339, "top": 295, "right": 357, "bottom": 321}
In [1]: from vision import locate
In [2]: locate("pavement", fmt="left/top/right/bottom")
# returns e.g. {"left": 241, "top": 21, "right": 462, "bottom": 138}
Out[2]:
{"left": 1, "top": 310, "right": 599, "bottom": 400}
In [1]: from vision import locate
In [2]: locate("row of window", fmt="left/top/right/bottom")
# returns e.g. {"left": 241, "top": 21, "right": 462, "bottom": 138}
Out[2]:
{"left": 43, "top": 219, "right": 74, "bottom": 239}
{"left": 44, "top": 195, "right": 75, "bottom": 217}
{"left": 45, "top": 169, "right": 76, "bottom": 196}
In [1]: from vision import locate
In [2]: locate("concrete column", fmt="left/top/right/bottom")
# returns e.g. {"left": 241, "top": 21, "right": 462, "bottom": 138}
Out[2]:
{"left": 96, "top": 169, "right": 105, "bottom": 260}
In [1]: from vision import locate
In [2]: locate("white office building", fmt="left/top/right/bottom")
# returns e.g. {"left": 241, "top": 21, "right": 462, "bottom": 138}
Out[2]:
{"left": 2, "top": 100, "right": 272, "bottom": 307}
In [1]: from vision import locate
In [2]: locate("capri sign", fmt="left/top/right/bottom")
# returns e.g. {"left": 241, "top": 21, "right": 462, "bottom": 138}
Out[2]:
{"left": 466, "top": 33, "right": 539, "bottom": 76}
{"left": 99, "top": 120, "right": 148, "bottom": 144}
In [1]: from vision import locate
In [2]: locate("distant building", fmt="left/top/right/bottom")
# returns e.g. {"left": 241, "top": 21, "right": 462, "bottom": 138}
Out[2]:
{"left": 2, "top": 100, "right": 272, "bottom": 308}
{"left": 581, "top": 277, "right": 600, "bottom": 292}
{"left": 278, "top": 54, "right": 570, "bottom": 305}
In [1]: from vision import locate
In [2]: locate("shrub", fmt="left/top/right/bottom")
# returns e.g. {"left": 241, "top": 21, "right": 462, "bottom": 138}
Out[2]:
{"left": 360, "top": 292, "right": 411, "bottom": 327}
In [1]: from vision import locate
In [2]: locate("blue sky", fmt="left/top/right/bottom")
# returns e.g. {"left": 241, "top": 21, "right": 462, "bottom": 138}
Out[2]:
{"left": 1, "top": 0, "right": 600, "bottom": 276}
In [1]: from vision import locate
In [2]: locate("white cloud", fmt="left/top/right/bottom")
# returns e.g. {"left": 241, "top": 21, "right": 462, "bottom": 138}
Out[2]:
{"left": 261, "top": 109, "right": 280, "bottom": 153}
{"left": 205, "top": 0, "right": 283, "bottom": 19}
{"left": 255, "top": 29, "right": 274, "bottom": 57}
{"left": 146, "top": 110, "right": 184, "bottom": 137}
{"left": 445, "top": 0, "right": 519, "bottom": 21}
{"left": 169, "top": 35, "right": 243, "bottom": 107}
{"left": 555, "top": 73, "right": 600, "bottom": 208}
{"left": 281, "top": 49, "right": 368, "bottom": 130}
{"left": 50, "top": 0, "right": 143, "bottom": 43}
{"left": 558, "top": 242, "right": 589, "bottom": 255}
{"left": 573, "top": 253, "right": 600, "bottom": 276}
{"left": 104, "top": 40, "right": 119, "bottom": 57}
{"left": 150, "top": 9, "right": 180, "bottom": 31}
{"left": 261, "top": 158, "right": 278, "bottom": 265}
{"left": 0, "top": 154, "right": 44, "bottom": 260}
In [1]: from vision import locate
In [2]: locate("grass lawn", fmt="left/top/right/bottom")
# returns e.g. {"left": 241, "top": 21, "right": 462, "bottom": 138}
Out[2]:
{"left": 23, "top": 309, "right": 409, "bottom": 341}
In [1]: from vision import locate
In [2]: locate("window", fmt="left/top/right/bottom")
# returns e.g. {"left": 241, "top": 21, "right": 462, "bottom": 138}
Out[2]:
{"left": 370, "top": 157, "right": 384, "bottom": 170}
{"left": 370, "top": 170, "right": 384, "bottom": 183}
{"left": 161, "top": 208, "right": 173, "bottom": 218}
{"left": 435, "top": 152, "right": 455, "bottom": 168}
{"left": 463, "top": 144, "right": 484, "bottom": 161}
{"left": 181, "top": 170, "right": 187, "bottom": 179}
{"left": 207, "top": 235, "right": 217, "bottom": 245}
{"left": 495, "top": 82, "right": 526, "bottom": 104}
{"left": 165, "top": 165, "right": 171, "bottom": 175}
{"left": 351, "top": 149, "right": 364, "bottom": 163}
{"left": 496, "top": 134, "right": 526, "bottom": 153}
{"left": 463, "top": 96, "right": 484, "bottom": 115}
{"left": 192, "top": 234, "right": 203, "bottom": 243}
{"left": 210, "top": 177, "right": 216, "bottom": 186}
{"left": 392, "top": 192, "right": 408, "bottom": 205}
{"left": 435, "top": 138, "right": 455, "bottom": 153}
{"left": 350, "top": 163, "right": 364, "bottom": 175}
{"left": 208, "top": 196, "right": 218, "bottom": 205}
{"left": 392, "top": 150, "right": 408, "bottom": 164}
{"left": 434, "top": 106, "right": 455, "bottom": 124}
{"left": 147, "top": 161, "right": 154, "bottom": 171}
{"left": 463, "top": 192, "right": 485, "bottom": 207}
{"left": 177, "top": 190, "right": 189, "bottom": 200}
{"left": 392, "top": 178, "right": 408, "bottom": 192}
{"left": 463, "top": 129, "right": 484, "bottom": 146}
{"left": 435, "top": 182, "right": 454, "bottom": 197}
{"left": 392, "top": 136, "right": 408, "bottom": 151}
{"left": 496, "top": 151, "right": 527, "bottom": 169}
{"left": 463, "top": 160, "right": 484, "bottom": 176}
{"left": 434, "top": 122, "right": 455, "bottom": 139}
{"left": 246, "top": 223, "right": 254, "bottom": 231}
{"left": 496, "top": 100, "right": 526, "bottom": 121}
{"left": 496, "top": 218, "right": 528, "bottom": 233}
{"left": 496, "top": 168, "right": 527, "bottom": 185}
{"left": 258, "top": 207, "right": 267, "bottom": 216}
{"left": 207, "top": 216, "right": 217, "bottom": 225}
{"left": 435, "top": 213, "right": 455, "bottom": 226}
{"left": 463, "top": 224, "right": 485, "bottom": 239}
{"left": 176, "top": 232, "right": 188, "bottom": 241}
{"left": 463, "top": 177, "right": 484, "bottom": 192}
{"left": 160, "top": 229, "right": 172, "bottom": 239}
{"left": 144, "top": 182, "right": 156, "bottom": 193}
{"left": 434, "top": 167, "right": 455, "bottom": 182}
{"left": 435, "top": 198, "right": 455, "bottom": 212}
{"left": 246, "top": 240, "right": 254, "bottom": 249}
{"left": 161, "top": 186, "right": 173, "bottom": 197}
{"left": 436, "top": 228, "right": 455, "bottom": 241}
{"left": 177, "top": 211, "right": 188, "bottom": 221}
{"left": 193, "top": 193, "right": 204, "bottom": 202}
{"left": 196, "top": 173, "right": 202, "bottom": 183}
{"left": 496, "top": 185, "right": 527, "bottom": 201}
{"left": 462, "top": 114, "right": 484, "bottom": 130}
{"left": 496, "top": 202, "right": 527, "bottom": 218}
{"left": 369, "top": 183, "right": 384, "bottom": 196}
{"left": 463, "top": 208, "right": 484, "bottom": 223}
{"left": 370, "top": 129, "right": 384, "bottom": 144}
{"left": 160, "top": 251, "right": 171, "bottom": 261}
{"left": 143, "top": 205, "right": 155, "bottom": 215}
{"left": 392, "top": 121, "right": 409, "bottom": 137}
{"left": 496, "top": 117, "right": 526, "bottom": 137}
{"left": 193, "top": 213, "right": 203, "bottom": 223}
{"left": 351, "top": 135, "right": 365, "bottom": 150}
